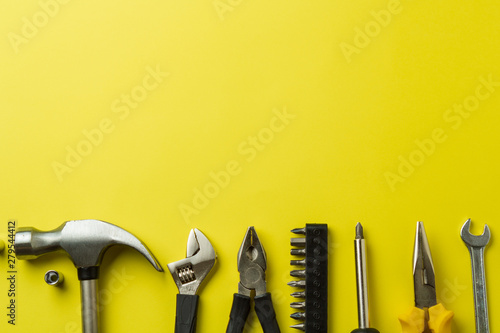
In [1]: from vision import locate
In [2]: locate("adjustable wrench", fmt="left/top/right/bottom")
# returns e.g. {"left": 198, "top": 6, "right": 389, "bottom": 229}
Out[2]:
{"left": 460, "top": 219, "right": 491, "bottom": 333}
{"left": 168, "top": 229, "right": 216, "bottom": 333}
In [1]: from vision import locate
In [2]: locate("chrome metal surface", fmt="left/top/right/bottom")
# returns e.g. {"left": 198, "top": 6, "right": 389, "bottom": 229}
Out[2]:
{"left": 237, "top": 226, "right": 267, "bottom": 297}
{"left": 461, "top": 219, "right": 491, "bottom": 333}
{"left": 15, "top": 220, "right": 163, "bottom": 271}
{"left": 81, "top": 279, "right": 99, "bottom": 333}
{"left": 290, "top": 270, "right": 306, "bottom": 278}
{"left": 44, "top": 270, "right": 64, "bottom": 286}
{"left": 290, "top": 238, "right": 306, "bottom": 247}
{"left": 290, "top": 323, "right": 305, "bottom": 331}
{"left": 167, "top": 228, "right": 216, "bottom": 295}
{"left": 287, "top": 280, "right": 306, "bottom": 288}
{"left": 291, "top": 291, "right": 306, "bottom": 298}
{"left": 355, "top": 223, "right": 369, "bottom": 329}
{"left": 291, "top": 227, "right": 306, "bottom": 235}
{"left": 413, "top": 222, "right": 437, "bottom": 309}
{"left": 290, "top": 301, "right": 306, "bottom": 309}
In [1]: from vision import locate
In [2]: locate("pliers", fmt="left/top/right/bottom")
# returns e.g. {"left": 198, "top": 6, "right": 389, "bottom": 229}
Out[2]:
{"left": 226, "top": 226, "right": 281, "bottom": 333}
{"left": 168, "top": 229, "right": 217, "bottom": 333}
{"left": 399, "top": 222, "right": 454, "bottom": 333}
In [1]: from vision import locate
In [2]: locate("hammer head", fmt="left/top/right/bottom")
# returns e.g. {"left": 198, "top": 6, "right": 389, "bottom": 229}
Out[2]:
{"left": 15, "top": 220, "right": 163, "bottom": 273}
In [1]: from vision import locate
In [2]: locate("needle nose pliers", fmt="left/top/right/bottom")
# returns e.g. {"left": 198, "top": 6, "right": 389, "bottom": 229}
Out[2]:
{"left": 226, "top": 226, "right": 281, "bottom": 333}
{"left": 399, "top": 222, "right": 454, "bottom": 333}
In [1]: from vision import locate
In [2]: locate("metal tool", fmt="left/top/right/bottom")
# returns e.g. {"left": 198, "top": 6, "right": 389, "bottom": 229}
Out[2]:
{"left": 351, "top": 223, "right": 379, "bottom": 333}
{"left": 289, "top": 224, "right": 328, "bottom": 332}
{"left": 226, "top": 226, "right": 280, "bottom": 333}
{"left": 45, "top": 270, "right": 64, "bottom": 286}
{"left": 399, "top": 222, "right": 453, "bottom": 333}
{"left": 167, "top": 229, "right": 216, "bottom": 333}
{"left": 14, "top": 219, "right": 163, "bottom": 333}
{"left": 460, "top": 219, "right": 491, "bottom": 333}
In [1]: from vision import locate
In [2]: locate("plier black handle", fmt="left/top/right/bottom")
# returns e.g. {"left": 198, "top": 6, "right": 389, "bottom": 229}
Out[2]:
{"left": 228, "top": 293, "right": 280, "bottom": 333}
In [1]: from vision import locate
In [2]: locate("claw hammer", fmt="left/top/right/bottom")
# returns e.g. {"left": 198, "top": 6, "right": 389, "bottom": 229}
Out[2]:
{"left": 14, "top": 219, "right": 163, "bottom": 333}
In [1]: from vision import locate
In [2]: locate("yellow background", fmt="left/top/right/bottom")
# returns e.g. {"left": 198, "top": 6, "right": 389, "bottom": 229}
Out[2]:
{"left": 1, "top": 0, "right": 499, "bottom": 332}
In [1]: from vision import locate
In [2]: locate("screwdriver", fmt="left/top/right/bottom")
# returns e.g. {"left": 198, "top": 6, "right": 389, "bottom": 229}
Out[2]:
{"left": 351, "top": 223, "right": 380, "bottom": 333}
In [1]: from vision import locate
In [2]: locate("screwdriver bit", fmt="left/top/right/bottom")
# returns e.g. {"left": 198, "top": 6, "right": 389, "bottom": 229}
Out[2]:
{"left": 290, "top": 270, "right": 306, "bottom": 278}
{"left": 291, "top": 248, "right": 306, "bottom": 256}
{"left": 291, "top": 323, "right": 305, "bottom": 331}
{"left": 291, "top": 312, "right": 306, "bottom": 320}
{"left": 291, "top": 291, "right": 306, "bottom": 298}
{"left": 291, "top": 238, "right": 306, "bottom": 247}
{"left": 288, "top": 280, "right": 306, "bottom": 288}
{"left": 291, "top": 259, "right": 306, "bottom": 266}
{"left": 291, "top": 227, "right": 306, "bottom": 235}
{"left": 290, "top": 302, "right": 306, "bottom": 309}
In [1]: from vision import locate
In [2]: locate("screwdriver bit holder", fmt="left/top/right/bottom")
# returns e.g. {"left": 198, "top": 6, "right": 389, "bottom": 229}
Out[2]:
{"left": 289, "top": 224, "right": 328, "bottom": 332}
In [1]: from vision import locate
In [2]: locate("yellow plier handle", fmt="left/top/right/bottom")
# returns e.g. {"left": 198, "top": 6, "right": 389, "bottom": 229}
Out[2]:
{"left": 399, "top": 303, "right": 453, "bottom": 333}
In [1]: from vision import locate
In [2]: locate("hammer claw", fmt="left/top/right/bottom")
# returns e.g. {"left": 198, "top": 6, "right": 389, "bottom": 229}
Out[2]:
{"left": 99, "top": 221, "right": 164, "bottom": 272}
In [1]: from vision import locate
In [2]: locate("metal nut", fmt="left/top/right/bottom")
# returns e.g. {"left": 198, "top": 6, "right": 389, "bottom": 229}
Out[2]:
{"left": 44, "top": 270, "right": 64, "bottom": 286}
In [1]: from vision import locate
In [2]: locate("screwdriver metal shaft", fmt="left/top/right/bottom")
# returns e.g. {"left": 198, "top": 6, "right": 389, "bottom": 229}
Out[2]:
{"left": 355, "top": 223, "right": 369, "bottom": 329}
{"left": 351, "top": 223, "right": 380, "bottom": 333}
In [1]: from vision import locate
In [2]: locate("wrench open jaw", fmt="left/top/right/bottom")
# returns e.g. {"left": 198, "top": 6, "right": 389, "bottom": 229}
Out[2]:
{"left": 461, "top": 219, "right": 491, "bottom": 333}
{"left": 461, "top": 219, "right": 490, "bottom": 248}
{"left": 167, "top": 229, "right": 217, "bottom": 295}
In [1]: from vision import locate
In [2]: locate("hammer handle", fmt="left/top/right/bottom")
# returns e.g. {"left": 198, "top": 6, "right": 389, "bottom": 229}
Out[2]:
{"left": 175, "top": 294, "right": 199, "bottom": 333}
{"left": 81, "top": 279, "right": 99, "bottom": 333}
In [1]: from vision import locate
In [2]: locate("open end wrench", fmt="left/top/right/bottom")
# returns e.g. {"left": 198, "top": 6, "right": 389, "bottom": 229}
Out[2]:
{"left": 460, "top": 219, "right": 491, "bottom": 333}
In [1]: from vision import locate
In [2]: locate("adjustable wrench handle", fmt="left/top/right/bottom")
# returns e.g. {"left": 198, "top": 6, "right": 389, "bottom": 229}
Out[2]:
{"left": 175, "top": 294, "right": 199, "bottom": 333}
{"left": 81, "top": 279, "right": 99, "bottom": 333}
{"left": 469, "top": 247, "right": 489, "bottom": 333}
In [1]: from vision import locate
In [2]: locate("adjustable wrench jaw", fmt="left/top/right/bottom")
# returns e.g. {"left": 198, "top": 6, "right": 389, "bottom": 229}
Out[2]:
{"left": 168, "top": 229, "right": 216, "bottom": 295}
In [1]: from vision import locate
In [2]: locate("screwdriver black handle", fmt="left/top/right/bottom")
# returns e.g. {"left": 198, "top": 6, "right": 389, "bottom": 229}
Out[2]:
{"left": 226, "top": 294, "right": 251, "bottom": 333}
{"left": 254, "top": 293, "right": 281, "bottom": 333}
{"left": 175, "top": 294, "right": 199, "bottom": 333}
{"left": 351, "top": 329, "right": 380, "bottom": 333}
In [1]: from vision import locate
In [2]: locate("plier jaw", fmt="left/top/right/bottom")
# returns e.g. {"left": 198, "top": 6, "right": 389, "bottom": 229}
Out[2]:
{"left": 413, "top": 222, "right": 437, "bottom": 309}
{"left": 237, "top": 226, "right": 267, "bottom": 297}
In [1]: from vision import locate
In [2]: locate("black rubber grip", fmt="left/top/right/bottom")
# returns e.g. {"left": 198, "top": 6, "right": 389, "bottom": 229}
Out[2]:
{"left": 351, "top": 329, "right": 380, "bottom": 333}
{"left": 226, "top": 294, "right": 251, "bottom": 333}
{"left": 77, "top": 266, "right": 100, "bottom": 280}
{"left": 175, "top": 294, "right": 199, "bottom": 333}
{"left": 254, "top": 293, "right": 280, "bottom": 333}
